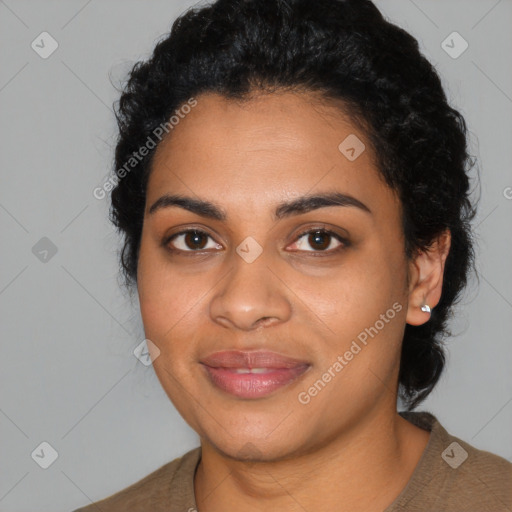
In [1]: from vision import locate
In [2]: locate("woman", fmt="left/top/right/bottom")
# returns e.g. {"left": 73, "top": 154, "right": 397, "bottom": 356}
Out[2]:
{"left": 74, "top": 0, "right": 512, "bottom": 510}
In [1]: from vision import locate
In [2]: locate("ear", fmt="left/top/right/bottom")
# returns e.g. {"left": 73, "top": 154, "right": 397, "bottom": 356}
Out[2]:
{"left": 406, "top": 229, "right": 451, "bottom": 326}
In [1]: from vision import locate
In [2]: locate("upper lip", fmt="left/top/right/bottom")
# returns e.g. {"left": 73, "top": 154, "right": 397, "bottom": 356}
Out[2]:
{"left": 200, "top": 350, "right": 310, "bottom": 369}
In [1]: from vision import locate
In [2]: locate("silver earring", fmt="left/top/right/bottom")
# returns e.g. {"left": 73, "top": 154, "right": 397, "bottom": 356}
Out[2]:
{"left": 421, "top": 304, "right": 431, "bottom": 313}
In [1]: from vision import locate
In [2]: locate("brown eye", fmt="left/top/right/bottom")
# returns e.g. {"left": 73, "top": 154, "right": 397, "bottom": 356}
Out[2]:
{"left": 290, "top": 228, "right": 348, "bottom": 253}
{"left": 183, "top": 231, "right": 208, "bottom": 250}
{"left": 166, "top": 230, "right": 221, "bottom": 252}
{"left": 307, "top": 231, "right": 331, "bottom": 250}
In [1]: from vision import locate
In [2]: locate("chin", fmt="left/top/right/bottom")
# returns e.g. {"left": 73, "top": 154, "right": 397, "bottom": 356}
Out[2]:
{"left": 200, "top": 423, "right": 312, "bottom": 463}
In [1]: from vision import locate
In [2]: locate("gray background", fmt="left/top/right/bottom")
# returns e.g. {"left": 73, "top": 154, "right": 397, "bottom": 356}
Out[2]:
{"left": 0, "top": 0, "right": 511, "bottom": 510}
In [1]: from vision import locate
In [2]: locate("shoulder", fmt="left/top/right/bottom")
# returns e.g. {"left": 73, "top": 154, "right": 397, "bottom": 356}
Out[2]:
{"left": 394, "top": 411, "right": 512, "bottom": 511}
{"left": 442, "top": 429, "right": 512, "bottom": 507}
{"left": 71, "top": 446, "right": 201, "bottom": 512}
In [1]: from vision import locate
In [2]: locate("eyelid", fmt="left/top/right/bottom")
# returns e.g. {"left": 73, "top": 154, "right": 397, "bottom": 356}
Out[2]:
{"left": 287, "top": 226, "right": 349, "bottom": 255}
{"left": 163, "top": 228, "right": 222, "bottom": 253}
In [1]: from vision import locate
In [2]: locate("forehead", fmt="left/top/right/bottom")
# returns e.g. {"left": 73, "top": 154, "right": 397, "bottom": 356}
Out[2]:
{"left": 147, "top": 91, "right": 397, "bottom": 218}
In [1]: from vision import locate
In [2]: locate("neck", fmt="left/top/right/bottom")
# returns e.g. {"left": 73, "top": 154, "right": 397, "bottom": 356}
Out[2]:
{"left": 194, "top": 408, "right": 430, "bottom": 512}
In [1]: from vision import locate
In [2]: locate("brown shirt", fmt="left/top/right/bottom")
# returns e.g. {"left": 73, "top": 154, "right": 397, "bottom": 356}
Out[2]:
{"left": 72, "top": 411, "right": 512, "bottom": 511}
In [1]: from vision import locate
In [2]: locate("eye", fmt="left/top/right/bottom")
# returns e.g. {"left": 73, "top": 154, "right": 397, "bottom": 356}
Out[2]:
{"left": 289, "top": 228, "right": 348, "bottom": 254}
{"left": 165, "top": 229, "right": 222, "bottom": 252}
{"left": 163, "top": 227, "right": 349, "bottom": 255}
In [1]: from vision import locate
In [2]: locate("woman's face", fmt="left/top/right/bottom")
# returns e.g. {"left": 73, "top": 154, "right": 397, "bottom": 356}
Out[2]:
{"left": 137, "top": 91, "right": 413, "bottom": 460}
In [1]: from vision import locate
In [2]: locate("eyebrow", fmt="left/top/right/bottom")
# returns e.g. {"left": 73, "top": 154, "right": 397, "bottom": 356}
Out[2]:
{"left": 148, "top": 191, "right": 372, "bottom": 220}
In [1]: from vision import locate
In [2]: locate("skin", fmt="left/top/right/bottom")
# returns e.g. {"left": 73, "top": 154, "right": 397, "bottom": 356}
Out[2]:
{"left": 137, "top": 90, "right": 451, "bottom": 512}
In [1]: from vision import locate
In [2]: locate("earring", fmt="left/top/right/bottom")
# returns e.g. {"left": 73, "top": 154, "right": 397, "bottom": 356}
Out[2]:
{"left": 421, "top": 304, "right": 431, "bottom": 313}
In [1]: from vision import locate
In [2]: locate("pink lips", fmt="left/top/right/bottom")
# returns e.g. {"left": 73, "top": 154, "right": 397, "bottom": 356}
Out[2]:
{"left": 200, "top": 350, "right": 310, "bottom": 399}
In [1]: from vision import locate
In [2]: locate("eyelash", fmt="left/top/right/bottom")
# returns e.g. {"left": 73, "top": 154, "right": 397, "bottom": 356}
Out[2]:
{"left": 163, "top": 227, "right": 350, "bottom": 256}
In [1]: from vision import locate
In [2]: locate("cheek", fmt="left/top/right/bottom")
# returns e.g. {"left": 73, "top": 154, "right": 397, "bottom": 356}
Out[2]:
{"left": 137, "top": 237, "right": 180, "bottom": 340}
{"left": 138, "top": 272, "right": 198, "bottom": 344}
{"left": 294, "top": 244, "right": 408, "bottom": 402}
{"left": 297, "top": 248, "right": 405, "bottom": 336}
{"left": 137, "top": 243, "right": 211, "bottom": 359}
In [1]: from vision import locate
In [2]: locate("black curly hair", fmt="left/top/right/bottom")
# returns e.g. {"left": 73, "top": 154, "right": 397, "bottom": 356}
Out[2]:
{"left": 109, "top": 0, "right": 478, "bottom": 410}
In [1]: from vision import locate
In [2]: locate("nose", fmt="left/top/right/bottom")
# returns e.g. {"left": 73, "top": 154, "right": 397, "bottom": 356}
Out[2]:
{"left": 209, "top": 250, "right": 292, "bottom": 331}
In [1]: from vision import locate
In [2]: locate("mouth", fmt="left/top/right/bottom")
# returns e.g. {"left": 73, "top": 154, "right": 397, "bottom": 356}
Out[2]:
{"left": 200, "top": 350, "right": 311, "bottom": 399}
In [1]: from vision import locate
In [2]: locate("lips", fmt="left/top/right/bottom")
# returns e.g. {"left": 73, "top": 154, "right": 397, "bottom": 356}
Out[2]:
{"left": 201, "top": 350, "right": 309, "bottom": 369}
{"left": 200, "top": 350, "right": 311, "bottom": 399}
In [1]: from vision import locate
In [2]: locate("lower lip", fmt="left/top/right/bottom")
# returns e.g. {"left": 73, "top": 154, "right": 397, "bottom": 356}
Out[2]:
{"left": 201, "top": 364, "right": 310, "bottom": 399}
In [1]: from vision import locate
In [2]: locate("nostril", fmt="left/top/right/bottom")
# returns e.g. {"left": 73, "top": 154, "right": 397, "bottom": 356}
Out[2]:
{"left": 255, "top": 317, "right": 273, "bottom": 328}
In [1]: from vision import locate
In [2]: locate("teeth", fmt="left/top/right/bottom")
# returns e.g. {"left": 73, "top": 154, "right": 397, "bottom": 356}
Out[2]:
{"left": 232, "top": 368, "right": 272, "bottom": 374}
